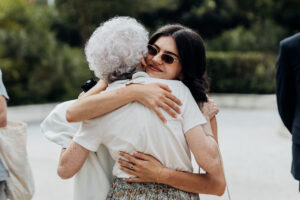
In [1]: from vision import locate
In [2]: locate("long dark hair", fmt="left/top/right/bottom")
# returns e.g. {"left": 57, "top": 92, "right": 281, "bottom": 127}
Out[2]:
{"left": 149, "top": 24, "right": 209, "bottom": 103}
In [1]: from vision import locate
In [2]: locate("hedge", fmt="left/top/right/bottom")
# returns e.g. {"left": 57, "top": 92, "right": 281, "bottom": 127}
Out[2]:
{"left": 1, "top": 51, "right": 277, "bottom": 106}
{"left": 206, "top": 51, "right": 277, "bottom": 94}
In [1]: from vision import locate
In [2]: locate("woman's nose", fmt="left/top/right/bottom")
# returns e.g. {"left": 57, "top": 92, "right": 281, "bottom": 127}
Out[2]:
{"left": 151, "top": 52, "right": 163, "bottom": 65}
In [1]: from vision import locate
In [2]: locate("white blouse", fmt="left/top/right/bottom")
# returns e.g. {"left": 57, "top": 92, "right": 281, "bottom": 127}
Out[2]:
{"left": 74, "top": 72, "right": 206, "bottom": 178}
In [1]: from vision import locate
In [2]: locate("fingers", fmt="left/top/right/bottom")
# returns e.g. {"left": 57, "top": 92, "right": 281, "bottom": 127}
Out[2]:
{"left": 159, "top": 101, "right": 177, "bottom": 118}
{"left": 163, "top": 96, "right": 181, "bottom": 114}
{"left": 133, "top": 152, "right": 161, "bottom": 163}
{"left": 153, "top": 107, "right": 166, "bottom": 123}
{"left": 119, "top": 166, "right": 137, "bottom": 176}
{"left": 118, "top": 158, "right": 135, "bottom": 170}
{"left": 165, "top": 92, "right": 182, "bottom": 106}
{"left": 119, "top": 151, "right": 139, "bottom": 164}
{"left": 157, "top": 83, "right": 172, "bottom": 93}
{"left": 132, "top": 151, "right": 151, "bottom": 161}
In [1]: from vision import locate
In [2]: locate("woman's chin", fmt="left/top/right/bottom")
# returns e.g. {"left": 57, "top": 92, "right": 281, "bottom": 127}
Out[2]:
{"left": 146, "top": 69, "right": 162, "bottom": 78}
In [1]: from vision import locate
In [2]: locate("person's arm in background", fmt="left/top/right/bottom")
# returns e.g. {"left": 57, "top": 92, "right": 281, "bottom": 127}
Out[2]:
{"left": 0, "top": 95, "right": 7, "bottom": 127}
{"left": 66, "top": 83, "right": 182, "bottom": 123}
{"left": 0, "top": 70, "right": 9, "bottom": 128}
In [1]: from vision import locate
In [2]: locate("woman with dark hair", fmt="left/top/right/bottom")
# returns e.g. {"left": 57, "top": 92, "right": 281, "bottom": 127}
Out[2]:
{"left": 147, "top": 24, "right": 208, "bottom": 102}
{"left": 58, "top": 23, "right": 225, "bottom": 199}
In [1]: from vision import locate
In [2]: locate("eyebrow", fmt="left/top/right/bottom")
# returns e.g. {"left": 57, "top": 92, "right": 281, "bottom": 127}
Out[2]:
{"left": 153, "top": 44, "right": 180, "bottom": 58}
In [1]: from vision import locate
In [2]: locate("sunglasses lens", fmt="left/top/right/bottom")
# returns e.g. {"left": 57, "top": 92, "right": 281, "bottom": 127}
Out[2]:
{"left": 147, "top": 45, "right": 157, "bottom": 56}
{"left": 161, "top": 54, "right": 174, "bottom": 64}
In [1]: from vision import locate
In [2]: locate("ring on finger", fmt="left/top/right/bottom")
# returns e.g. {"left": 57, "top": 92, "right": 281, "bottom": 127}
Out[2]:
{"left": 130, "top": 164, "right": 134, "bottom": 170}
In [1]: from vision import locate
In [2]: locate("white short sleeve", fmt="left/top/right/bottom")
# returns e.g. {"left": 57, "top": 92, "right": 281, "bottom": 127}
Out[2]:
{"left": 73, "top": 119, "right": 104, "bottom": 152}
{"left": 181, "top": 85, "right": 207, "bottom": 133}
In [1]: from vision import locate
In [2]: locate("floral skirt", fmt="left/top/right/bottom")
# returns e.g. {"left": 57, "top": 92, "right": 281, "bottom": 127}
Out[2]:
{"left": 106, "top": 178, "right": 200, "bottom": 200}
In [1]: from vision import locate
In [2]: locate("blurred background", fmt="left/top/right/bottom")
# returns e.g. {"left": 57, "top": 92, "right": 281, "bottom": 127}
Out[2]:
{"left": 1, "top": 0, "right": 300, "bottom": 199}
{"left": 1, "top": 0, "right": 300, "bottom": 105}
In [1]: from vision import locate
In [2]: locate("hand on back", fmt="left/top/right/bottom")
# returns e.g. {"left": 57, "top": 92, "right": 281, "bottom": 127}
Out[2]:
{"left": 199, "top": 97, "right": 219, "bottom": 120}
{"left": 132, "top": 83, "right": 182, "bottom": 122}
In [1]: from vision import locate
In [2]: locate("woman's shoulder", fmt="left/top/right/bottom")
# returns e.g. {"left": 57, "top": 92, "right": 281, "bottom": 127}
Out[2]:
{"left": 148, "top": 78, "right": 191, "bottom": 99}
{"left": 149, "top": 78, "right": 186, "bottom": 88}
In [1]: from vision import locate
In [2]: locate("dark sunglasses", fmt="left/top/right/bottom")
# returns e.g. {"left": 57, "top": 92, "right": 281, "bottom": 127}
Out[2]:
{"left": 147, "top": 44, "right": 180, "bottom": 64}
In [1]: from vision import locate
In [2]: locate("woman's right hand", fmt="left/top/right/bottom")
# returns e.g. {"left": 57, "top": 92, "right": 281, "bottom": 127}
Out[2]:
{"left": 130, "top": 83, "right": 182, "bottom": 122}
{"left": 118, "top": 151, "right": 166, "bottom": 183}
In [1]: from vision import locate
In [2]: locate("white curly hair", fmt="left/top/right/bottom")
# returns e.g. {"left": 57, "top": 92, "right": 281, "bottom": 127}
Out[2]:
{"left": 85, "top": 16, "right": 149, "bottom": 83}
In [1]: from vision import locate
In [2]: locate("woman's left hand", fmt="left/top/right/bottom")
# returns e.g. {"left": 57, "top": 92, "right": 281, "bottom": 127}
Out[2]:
{"left": 118, "top": 151, "right": 165, "bottom": 183}
{"left": 199, "top": 98, "right": 219, "bottom": 120}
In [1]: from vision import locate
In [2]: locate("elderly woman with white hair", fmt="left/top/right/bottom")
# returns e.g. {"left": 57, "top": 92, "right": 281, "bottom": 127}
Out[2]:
{"left": 44, "top": 16, "right": 225, "bottom": 199}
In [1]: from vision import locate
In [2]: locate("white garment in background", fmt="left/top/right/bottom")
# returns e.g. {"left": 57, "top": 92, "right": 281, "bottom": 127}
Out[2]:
{"left": 74, "top": 72, "right": 206, "bottom": 178}
{"left": 0, "top": 121, "right": 35, "bottom": 200}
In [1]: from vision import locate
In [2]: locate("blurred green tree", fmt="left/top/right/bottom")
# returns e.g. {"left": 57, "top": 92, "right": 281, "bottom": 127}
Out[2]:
{"left": 0, "top": 0, "right": 91, "bottom": 105}
{"left": 53, "top": 0, "right": 177, "bottom": 46}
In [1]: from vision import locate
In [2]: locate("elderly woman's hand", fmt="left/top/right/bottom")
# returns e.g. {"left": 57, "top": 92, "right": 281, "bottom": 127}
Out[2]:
{"left": 131, "top": 83, "right": 182, "bottom": 122}
{"left": 118, "top": 151, "right": 166, "bottom": 183}
{"left": 78, "top": 80, "right": 108, "bottom": 99}
{"left": 199, "top": 98, "right": 219, "bottom": 120}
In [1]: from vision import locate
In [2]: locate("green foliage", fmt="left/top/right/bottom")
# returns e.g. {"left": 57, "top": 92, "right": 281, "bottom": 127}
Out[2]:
{"left": 207, "top": 52, "right": 276, "bottom": 94}
{"left": 1, "top": 0, "right": 298, "bottom": 106}
{"left": 0, "top": 0, "right": 91, "bottom": 105}
{"left": 206, "top": 19, "right": 287, "bottom": 53}
{"left": 53, "top": 0, "right": 178, "bottom": 46}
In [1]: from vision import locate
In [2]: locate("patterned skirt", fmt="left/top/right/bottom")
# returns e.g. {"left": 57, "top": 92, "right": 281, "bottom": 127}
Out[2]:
{"left": 106, "top": 178, "right": 200, "bottom": 200}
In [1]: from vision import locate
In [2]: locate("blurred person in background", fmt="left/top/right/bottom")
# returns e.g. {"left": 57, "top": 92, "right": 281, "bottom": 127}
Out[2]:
{"left": 276, "top": 33, "right": 300, "bottom": 191}
{"left": 0, "top": 69, "right": 9, "bottom": 200}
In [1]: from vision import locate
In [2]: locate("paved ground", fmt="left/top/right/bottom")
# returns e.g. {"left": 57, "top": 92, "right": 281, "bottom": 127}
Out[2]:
{"left": 6, "top": 94, "right": 300, "bottom": 200}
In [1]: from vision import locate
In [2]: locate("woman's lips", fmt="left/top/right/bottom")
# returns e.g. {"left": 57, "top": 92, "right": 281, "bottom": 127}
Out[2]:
{"left": 148, "top": 65, "right": 162, "bottom": 72}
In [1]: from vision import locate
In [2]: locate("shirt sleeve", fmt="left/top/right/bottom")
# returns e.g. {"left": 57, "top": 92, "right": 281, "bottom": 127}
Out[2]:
{"left": 41, "top": 100, "right": 79, "bottom": 148}
{"left": 73, "top": 119, "right": 104, "bottom": 152}
{"left": 181, "top": 84, "right": 207, "bottom": 134}
{"left": 0, "top": 70, "right": 9, "bottom": 100}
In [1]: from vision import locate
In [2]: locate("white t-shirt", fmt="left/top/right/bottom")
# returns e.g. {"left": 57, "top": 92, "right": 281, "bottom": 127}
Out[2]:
{"left": 73, "top": 72, "right": 206, "bottom": 178}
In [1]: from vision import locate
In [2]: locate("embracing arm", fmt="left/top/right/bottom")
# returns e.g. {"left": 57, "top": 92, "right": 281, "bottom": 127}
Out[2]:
{"left": 66, "top": 83, "right": 182, "bottom": 123}
{"left": 57, "top": 141, "right": 89, "bottom": 179}
{"left": 155, "top": 115, "right": 222, "bottom": 194}
{"left": 119, "top": 117, "right": 225, "bottom": 196}
{"left": 185, "top": 119, "right": 225, "bottom": 195}
{"left": 160, "top": 116, "right": 222, "bottom": 195}
{"left": 78, "top": 80, "right": 108, "bottom": 99}
{"left": 159, "top": 120, "right": 224, "bottom": 195}
{"left": 67, "top": 85, "right": 137, "bottom": 122}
